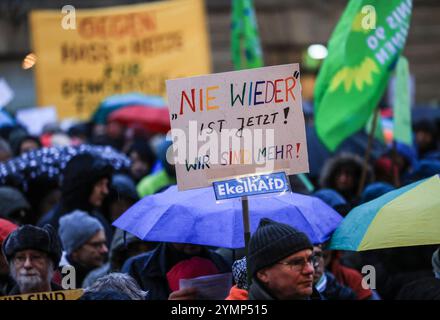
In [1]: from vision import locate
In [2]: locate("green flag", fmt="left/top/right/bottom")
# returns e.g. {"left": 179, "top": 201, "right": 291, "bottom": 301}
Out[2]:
{"left": 314, "top": 0, "right": 413, "bottom": 151}
{"left": 231, "top": 0, "right": 263, "bottom": 70}
{"left": 393, "top": 56, "right": 412, "bottom": 145}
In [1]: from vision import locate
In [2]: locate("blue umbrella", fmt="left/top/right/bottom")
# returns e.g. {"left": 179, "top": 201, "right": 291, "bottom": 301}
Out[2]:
{"left": 113, "top": 186, "right": 343, "bottom": 248}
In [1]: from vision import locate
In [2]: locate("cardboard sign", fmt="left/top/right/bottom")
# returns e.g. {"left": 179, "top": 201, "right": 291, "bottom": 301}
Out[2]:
{"left": 16, "top": 106, "right": 57, "bottom": 136}
{"left": 0, "top": 289, "right": 84, "bottom": 300}
{"left": 213, "top": 172, "right": 290, "bottom": 200}
{"left": 0, "top": 78, "right": 14, "bottom": 108}
{"left": 166, "top": 63, "right": 309, "bottom": 190}
{"left": 30, "top": 0, "right": 211, "bottom": 120}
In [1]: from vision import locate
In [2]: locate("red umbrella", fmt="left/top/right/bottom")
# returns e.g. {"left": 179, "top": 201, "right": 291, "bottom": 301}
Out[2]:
{"left": 108, "top": 105, "right": 171, "bottom": 134}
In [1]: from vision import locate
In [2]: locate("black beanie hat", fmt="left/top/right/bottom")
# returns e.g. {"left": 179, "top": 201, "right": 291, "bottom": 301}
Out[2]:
{"left": 247, "top": 218, "right": 313, "bottom": 277}
{"left": 2, "top": 224, "right": 62, "bottom": 269}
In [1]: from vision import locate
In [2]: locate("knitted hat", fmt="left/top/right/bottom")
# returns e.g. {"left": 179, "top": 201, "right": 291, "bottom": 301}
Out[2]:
{"left": 2, "top": 224, "right": 62, "bottom": 269}
{"left": 166, "top": 256, "right": 219, "bottom": 292}
{"left": 232, "top": 257, "right": 249, "bottom": 290}
{"left": 247, "top": 218, "right": 313, "bottom": 276}
{"left": 58, "top": 210, "right": 104, "bottom": 255}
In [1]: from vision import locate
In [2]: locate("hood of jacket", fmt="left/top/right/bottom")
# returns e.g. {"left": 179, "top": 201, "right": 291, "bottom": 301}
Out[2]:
{"left": 319, "top": 153, "right": 373, "bottom": 201}
{"left": 60, "top": 153, "right": 113, "bottom": 214}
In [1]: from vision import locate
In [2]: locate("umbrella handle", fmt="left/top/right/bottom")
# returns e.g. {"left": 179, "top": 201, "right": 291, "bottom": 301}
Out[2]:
{"left": 357, "top": 107, "right": 380, "bottom": 199}
{"left": 241, "top": 196, "right": 252, "bottom": 286}
{"left": 241, "top": 196, "right": 250, "bottom": 253}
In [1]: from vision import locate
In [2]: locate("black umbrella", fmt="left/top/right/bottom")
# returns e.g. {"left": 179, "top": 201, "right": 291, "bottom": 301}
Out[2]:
{"left": 0, "top": 144, "right": 131, "bottom": 192}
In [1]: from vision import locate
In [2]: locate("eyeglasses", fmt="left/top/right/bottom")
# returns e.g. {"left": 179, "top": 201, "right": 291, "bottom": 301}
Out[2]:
{"left": 276, "top": 255, "right": 321, "bottom": 271}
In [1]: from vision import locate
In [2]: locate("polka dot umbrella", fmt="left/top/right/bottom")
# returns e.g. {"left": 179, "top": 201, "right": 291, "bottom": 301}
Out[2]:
{"left": 0, "top": 144, "right": 131, "bottom": 192}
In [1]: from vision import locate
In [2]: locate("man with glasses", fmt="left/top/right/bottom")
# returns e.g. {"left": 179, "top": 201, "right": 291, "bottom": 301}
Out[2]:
{"left": 58, "top": 210, "right": 109, "bottom": 288}
{"left": 313, "top": 244, "right": 357, "bottom": 300}
{"left": 2, "top": 224, "right": 62, "bottom": 294}
{"left": 247, "top": 218, "right": 322, "bottom": 300}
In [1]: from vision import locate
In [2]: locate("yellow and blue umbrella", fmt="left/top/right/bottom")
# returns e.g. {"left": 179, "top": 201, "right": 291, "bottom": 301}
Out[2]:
{"left": 329, "top": 175, "right": 440, "bottom": 251}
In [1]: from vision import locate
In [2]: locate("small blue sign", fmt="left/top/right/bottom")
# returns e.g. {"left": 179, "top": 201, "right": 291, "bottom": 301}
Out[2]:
{"left": 213, "top": 172, "right": 290, "bottom": 200}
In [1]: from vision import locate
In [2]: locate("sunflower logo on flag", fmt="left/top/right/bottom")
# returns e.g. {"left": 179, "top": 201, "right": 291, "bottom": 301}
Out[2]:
{"left": 329, "top": 57, "right": 380, "bottom": 93}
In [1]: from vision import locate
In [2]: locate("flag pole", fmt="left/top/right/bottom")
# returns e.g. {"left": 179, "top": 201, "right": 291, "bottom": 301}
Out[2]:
{"left": 391, "top": 140, "right": 401, "bottom": 187}
{"left": 357, "top": 107, "right": 380, "bottom": 199}
{"left": 241, "top": 195, "right": 252, "bottom": 285}
{"left": 241, "top": 195, "right": 250, "bottom": 254}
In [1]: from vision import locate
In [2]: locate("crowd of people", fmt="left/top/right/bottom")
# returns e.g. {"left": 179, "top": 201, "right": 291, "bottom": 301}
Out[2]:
{"left": 0, "top": 112, "right": 439, "bottom": 300}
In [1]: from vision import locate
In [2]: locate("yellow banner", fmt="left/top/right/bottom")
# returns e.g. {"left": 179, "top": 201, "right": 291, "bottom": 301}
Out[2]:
{"left": 30, "top": 0, "right": 211, "bottom": 120}
{"left": 0, "top": 289, "right": 84, "bottom": 300}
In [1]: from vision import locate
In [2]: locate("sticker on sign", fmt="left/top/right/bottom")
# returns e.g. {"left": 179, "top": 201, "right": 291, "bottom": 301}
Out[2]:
{"left": 213, "top": 172, "right": 290, "bottom": 200}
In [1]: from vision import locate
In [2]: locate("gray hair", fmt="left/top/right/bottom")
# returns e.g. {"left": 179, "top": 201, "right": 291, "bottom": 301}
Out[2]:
{"left": 85, "top": 273, "right": 148, "bottom": 300}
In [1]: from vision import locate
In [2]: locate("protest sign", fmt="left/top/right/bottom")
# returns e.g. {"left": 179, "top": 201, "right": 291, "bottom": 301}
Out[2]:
{"left": 30, "top": 0, "right": 211, "bottom": 120}
{"left": 166, "top": 63, "right": 309, "bottom": 191}
{"left": 0, "top": 289, "right": 84, "bottom": 300}
{"left": 16, "top": 106, "right": 58, "bottom": 136}
{"left": 0, "top": 78, "right": 14, "bottom": 108}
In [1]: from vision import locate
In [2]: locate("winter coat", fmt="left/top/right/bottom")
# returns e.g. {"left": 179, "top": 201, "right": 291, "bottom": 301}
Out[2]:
{"left": 37, "top": 153, "right": 114, "bottom": 244}
{"left": 376, "top": 245, "right": 438, "bottom": 299}
{"left": 225, "top": 285, "right": 248, "bottom": 300}
{"left": 316, "top": 272, "right": 357, "bottom": 300}
{"left": 121, "top": 243, "right": 230, "bottom": 300}
{"left": 330, "top": 256, "right": 373, "bottom": 300}
{"left": 396, "top": 277, "right": 440, "bottom": 300}
{"left": 136, "top": 169, "right": 176, "bottom": 197}
{"left": 58, "top": 251, "right": 98, "bottom": 289}
{"left": 0, "top": 275, "right": 16, "bottom": 297}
